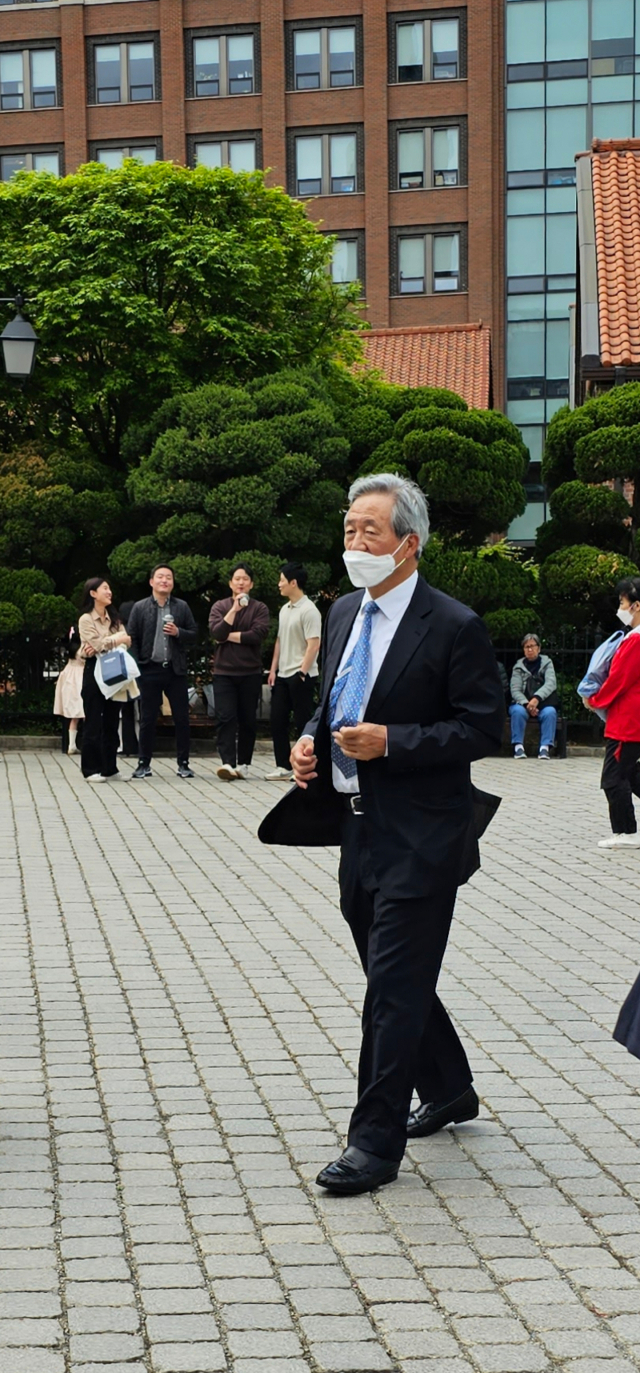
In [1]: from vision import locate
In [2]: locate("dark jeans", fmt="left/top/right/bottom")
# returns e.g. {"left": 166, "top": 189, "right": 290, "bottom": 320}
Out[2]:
{"left": 81, "top": 661, "right": 120, "bottom": 778}
{"left": 339, "top": 811, "right": 471, "bottom": 1162}
{"left": 271, "top": 674, "right": 316, "bottom": 769}
{"left": 138, "top": 663, "right": 190, "bottom": 766}
{"left": 214, "top": 673, "right": 262, "bottom": 767}
{"left": 601, "top": 738, "right": 640, "bottom": 834}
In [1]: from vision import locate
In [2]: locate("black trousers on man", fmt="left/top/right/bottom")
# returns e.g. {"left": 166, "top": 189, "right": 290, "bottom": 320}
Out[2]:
{"left": 271, "top": 674, "right": 316, "bottom": 769}
{"left": 601, "top": 738, "right": 640, "bottom": 833}
{"left": 138, "top": 663, "right": 190, "bottom": 766}
{"left": 214, "top": 673, "right": 262, "bottom": 768}
{"left": 338, "top": 810, "right": 472, "bottom": 1162}
{"left": 81, "top": 660, "right": 120, "bottom": 779}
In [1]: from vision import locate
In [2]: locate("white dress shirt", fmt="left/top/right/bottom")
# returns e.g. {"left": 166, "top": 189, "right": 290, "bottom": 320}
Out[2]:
{"left": 331, "top": 571, "right": 418, "bottom": 794}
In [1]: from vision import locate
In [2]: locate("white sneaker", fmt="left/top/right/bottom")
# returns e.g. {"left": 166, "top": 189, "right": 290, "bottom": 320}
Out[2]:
{"left": 67, "top": 745, "right": 78, "bottom": 756}
{"left": 617, "top": 834, "right": 640, "bottom": 847}
{"left": 265, "top": 767, "right": 294, "bottom": 780}
{"left": 513, "top": 746, "right": 526, "bottom": 759}
{"left": 217, "top": 763, "right": 238, "bottom": 782}
{"left": 86, "top": 774, "right": 107, "bottom": 783}
{"left": 235, "top": 764, "right": 250, "bottom": 779}
{"left": 597, "top": 834, "right": 630, "bottom": 849}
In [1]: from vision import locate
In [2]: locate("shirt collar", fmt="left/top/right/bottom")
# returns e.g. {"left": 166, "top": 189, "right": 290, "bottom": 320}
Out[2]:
{"left": 153, "top": 594, "right": 171, "bottom": 609}
{"left": 362, "top": 570, "right": 418, "bottom": 620}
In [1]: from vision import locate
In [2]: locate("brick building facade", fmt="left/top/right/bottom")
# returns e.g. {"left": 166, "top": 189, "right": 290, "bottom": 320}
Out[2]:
{"left": 0, "top": 0, "right": 505, "bottom": 405}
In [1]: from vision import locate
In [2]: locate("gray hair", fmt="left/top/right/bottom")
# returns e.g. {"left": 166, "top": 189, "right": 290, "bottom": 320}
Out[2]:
{"left": 522, "top": 633, "right": 541, "bottom": 648}
{"left": 346, "top": 472, "right": 430, "bottom": 557}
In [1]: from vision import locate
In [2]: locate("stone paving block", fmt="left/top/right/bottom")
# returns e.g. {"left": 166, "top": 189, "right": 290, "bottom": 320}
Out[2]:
{"left": 69, "top": 1333, "right": 145, "bottom": 1361}
{"left": 148, "top": 1341, "right": 227, "bottom": 1371}
{"left": 67, "top": 1307, "right": 140, "bottom": 1334}
{"left": 0, "top": 1319, "right": 62, "bottom": 1346}
{"left": 471, "top": 1345, "right": 550, "bottom": 1372}
{"left": 227, "top": 1331, "right": 304, "bottom": 1357}
{"left": 0, "top": 1352, "right": 64, "bottom": 1373}
{"left": 309, "top": 1342, "right": 395, "bottom": 1371}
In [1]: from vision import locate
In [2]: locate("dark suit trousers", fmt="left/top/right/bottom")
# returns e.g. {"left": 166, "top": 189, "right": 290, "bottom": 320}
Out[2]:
{"left": 138, "top": 663, "right": 190, "bottom": 766}
{"left": 339, "top": 811, "right": 472, "bottom": 1161}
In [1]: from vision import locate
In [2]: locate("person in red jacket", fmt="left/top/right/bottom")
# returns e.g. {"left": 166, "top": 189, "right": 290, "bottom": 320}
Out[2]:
{"left": 587, "top": 576, "right": 640, "bottom": 849}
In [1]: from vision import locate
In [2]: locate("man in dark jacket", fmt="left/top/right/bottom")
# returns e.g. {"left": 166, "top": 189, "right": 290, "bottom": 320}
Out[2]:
{"left": 261, "top": 473, "right": 505, "bottom": 1195}
{"left": 127, "top": 565, "right": 198, "bottom": 780}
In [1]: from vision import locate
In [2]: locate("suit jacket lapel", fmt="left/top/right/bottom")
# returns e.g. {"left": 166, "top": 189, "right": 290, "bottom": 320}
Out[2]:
{"left": 365, "top": 577, "right": 433, "bottom": 719}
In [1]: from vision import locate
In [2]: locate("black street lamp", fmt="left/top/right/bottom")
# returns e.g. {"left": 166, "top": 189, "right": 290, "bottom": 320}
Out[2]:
{"left": 0, "top": 293, "right": 39, "bottom": 382}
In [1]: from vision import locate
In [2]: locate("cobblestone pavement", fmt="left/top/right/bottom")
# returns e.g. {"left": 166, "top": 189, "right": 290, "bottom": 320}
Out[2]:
{"left": 2, "top": 750, "right": 640, "bottom": 1373}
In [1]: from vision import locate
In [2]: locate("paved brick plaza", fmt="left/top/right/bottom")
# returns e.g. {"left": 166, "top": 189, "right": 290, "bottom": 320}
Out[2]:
{"left": 2, "top": 749, "right": 640, "bottom": 1373}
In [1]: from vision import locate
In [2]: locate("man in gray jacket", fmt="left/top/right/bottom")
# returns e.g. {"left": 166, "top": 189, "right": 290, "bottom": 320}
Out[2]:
{"left": 509, "top": 632, "right": 558, "bottom": 760}
{"left": 127, "top": 565, "right": 198, "bottom": 780}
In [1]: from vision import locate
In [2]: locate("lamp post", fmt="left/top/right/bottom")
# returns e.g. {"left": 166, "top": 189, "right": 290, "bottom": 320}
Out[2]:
{"left": 0, "top": 293, "right": 39, "bottom": 382}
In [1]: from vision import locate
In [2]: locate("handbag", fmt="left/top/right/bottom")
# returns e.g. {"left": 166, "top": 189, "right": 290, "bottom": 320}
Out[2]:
{"left": 100, "top": 650, "right": 128, "bottom": 686}
{"left": 525, "top": 663, "right": 558, "bottom": 710}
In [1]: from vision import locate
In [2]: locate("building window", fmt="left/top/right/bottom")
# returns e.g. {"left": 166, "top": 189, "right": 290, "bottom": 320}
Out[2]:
{"left": 394, "top": 228, "right": 464, "bottom": 294}
{"left": 192, "top": 33, "right": 255, "bottom": 98}
{"left": 1, "top": 149, "right": 60, "bottom": 180}
{"left": 94, "top": 144, "right": 159, "bottom": 168}
{"left": 292, "top": 26, "right": 356, "bottom": 89}
{"left": 331, "top": 235, "right": 365, "bottom": 288}
{"left": 293, "top": 130, "right": 360, "bottom": 197}
{"left": 0, "top": 47, "right": 59, "bottom": 110}
{"left": 394, "top": 16, "right": 460, "bottom": 82}
{"left": 92, "top": 39, "right": 157, "bottom": 104}
{"left": 396, "top": 125, "right": 460, "bottom": 188}
{"left": 194, "top": 139, "right": 257, "bottom": 172}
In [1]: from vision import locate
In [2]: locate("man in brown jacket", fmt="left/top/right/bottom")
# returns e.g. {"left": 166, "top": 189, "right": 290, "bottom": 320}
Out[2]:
{"left": 208, "top": 563, "right": 270, "bottom": 780}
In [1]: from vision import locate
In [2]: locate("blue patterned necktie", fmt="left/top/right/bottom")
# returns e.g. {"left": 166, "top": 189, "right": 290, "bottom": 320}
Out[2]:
{"left": 330, "top": 600, "right": 380, "bottom": 779}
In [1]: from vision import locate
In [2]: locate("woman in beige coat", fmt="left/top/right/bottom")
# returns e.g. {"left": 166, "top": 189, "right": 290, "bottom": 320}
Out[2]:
{"left": 78, "top": 577, "right": 138, "bottom": 782}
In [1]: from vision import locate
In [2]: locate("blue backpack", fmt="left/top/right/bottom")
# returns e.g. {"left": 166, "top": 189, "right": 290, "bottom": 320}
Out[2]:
{"left": 577, "top": 630, "right": 625, "bottom": 721}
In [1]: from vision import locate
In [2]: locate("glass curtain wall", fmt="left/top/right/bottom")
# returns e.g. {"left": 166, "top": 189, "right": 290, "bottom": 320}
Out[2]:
{"left": 505, "top": 0, "right": 637, "bottom": 540}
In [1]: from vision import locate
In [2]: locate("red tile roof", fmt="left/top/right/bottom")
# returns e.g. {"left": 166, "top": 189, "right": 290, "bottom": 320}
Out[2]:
{"left": 359, "top": 324, "right": 491, "bottom": 409}
{"left": 589, "top": 139, "right": 640, "bottom": 368}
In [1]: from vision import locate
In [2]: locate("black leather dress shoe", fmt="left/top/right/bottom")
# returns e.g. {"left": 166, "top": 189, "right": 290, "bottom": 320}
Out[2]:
{"left": 406, "top": 1086, "right": 479, "bottom": 1139}
{"left": 316, "top": 1145, "right": 399, "bottom": 1196}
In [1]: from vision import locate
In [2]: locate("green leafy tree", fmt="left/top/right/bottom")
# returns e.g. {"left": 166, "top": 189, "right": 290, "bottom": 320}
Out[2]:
{"left": 352, "top": 391, "right": 527, "bottom": 544}
{"left": 420, "top": 537, "right": 538, "bottom": 639}
{"left": 0, "top": 445, "right": 122, "bottom": 584}
{"left": 539, "top": 386, "right": 640, "bottom": 560}
{"left": 108, "top": 371, "right": 349, "bottom": 603}
{"left": 0, "top": 162, "right": 362, "bottom": 466}
{"left": 0, "top": 566, "right": 75, "bottom": 637}
{"left": 538, "top": 545, "right": 637, "bottom": 630}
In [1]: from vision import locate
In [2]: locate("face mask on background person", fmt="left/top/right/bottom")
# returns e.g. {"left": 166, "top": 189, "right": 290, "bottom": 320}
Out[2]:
{"left": 343, "top": 536, "right": 410, "bottom": 589}
{"left": 617, "top": 606, "right": 636, "bottom": 627}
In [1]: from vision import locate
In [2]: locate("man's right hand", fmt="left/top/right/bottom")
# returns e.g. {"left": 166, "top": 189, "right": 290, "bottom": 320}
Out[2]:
{"left": 291, "top": 736, "right": 318, "bottom": 790}
{"left": 267, "top": 668, "right": 277, "bottom": 688}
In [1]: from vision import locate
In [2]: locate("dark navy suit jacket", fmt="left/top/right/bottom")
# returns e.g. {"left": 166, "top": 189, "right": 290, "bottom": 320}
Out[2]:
{"left": 259, "top": 575, "right": 505, "bottom": 899}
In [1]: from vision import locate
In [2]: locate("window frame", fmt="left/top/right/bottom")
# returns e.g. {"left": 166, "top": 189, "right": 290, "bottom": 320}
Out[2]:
{"left": 0, "top": 40, "right": 61, "bottom": 112}
{"left": 389, "top": 117, "right": 467, "bottom": 190}
{"left": 87, "top": 33, "right": 161, "bottom": 106}
{"left": 288, "top": 125, "right": 364, "bottom": 199}
{"left": 0, "top": 143, "right": 63, "bottom": 180}
{"left": 388, "top": 9, "right": 466, "bottom": 85}
{"left": 391, "top": 223, "right": 467, "bottom": 295}
{"left": 187, "top": 131, "right": 262, "bottom": 172}
{"left": 89, "top": 138, "right": 163, "bottom": 167}
{"left": 325, "top": 230, "right": 366, "bottom": 292}
{"left": 285, "top": 17, "right": 363, "bottom": 92}
{"left": 185, "top": 25, "right": 261, "bottom": 100}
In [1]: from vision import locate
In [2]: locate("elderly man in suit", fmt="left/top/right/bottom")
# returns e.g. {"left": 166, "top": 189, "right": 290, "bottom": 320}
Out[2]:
{"left": 266, "top": 473, "right": 505, "bottom": 1195}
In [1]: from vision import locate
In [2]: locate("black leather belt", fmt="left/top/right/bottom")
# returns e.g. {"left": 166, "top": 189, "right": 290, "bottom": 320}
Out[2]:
{"left": 343, "top": 793, "right": 364, "bottom": 815}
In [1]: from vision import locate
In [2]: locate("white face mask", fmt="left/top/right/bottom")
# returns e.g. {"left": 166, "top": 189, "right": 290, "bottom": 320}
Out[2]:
{"left": 617, "top": 606, "right": 635, "bottom": 627}
{"left": 343, "top": 536, "right": 410, "bottom": 589}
